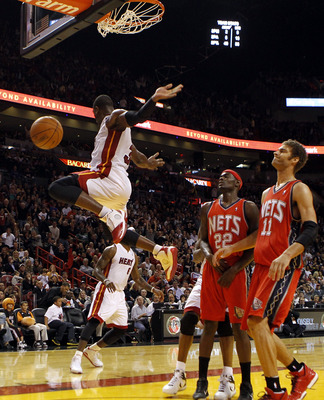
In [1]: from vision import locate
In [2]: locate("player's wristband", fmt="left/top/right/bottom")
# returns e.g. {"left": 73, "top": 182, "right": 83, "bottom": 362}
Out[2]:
{"left": 103, "top": 278, "right": 110, "bottom": 286}
{"left": 150, "top": 286, "right": 155, "bottom": 293}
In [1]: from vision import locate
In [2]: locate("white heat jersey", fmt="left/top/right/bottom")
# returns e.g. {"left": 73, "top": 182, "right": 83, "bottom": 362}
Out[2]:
{"left": 104, "top": 244, "right": 135, "bottom": 291}
{"left": 90, "top": 116, "right": 132, "bottom": 177}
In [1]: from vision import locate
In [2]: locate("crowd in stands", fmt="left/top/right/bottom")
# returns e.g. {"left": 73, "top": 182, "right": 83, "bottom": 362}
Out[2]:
{"left": 0, "top": 135, "right": 323, "bottom": 350}
{"left": 1, "top": 21, "right": 323, "bottom": 146}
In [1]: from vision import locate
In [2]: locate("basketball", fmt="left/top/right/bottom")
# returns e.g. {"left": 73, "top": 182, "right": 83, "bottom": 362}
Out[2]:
{"left": 21, "top": 317, "right": 36, "bottom": 327}
{"left": 30, "top": 116, "right": 63, "bottom": 150}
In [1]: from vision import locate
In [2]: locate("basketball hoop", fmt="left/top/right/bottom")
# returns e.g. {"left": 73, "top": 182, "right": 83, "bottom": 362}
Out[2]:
{"left": 97, "top": 0, "right": 165, "bottom": 36}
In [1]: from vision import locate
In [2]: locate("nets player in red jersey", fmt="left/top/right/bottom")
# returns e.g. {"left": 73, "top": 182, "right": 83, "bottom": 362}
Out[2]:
{"left": 49, "top": 84, "right": 182, "bottom": 281}
{"left": 215, "top": 140, "right": 318, "bottom": 400}
{"left": 193, "top": 170, "right": 259, "bottom": 400}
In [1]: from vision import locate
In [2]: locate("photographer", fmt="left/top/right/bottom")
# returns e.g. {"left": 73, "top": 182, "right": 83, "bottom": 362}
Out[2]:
{"left": 282, "top": 303, "right": 306, "bottom": 338}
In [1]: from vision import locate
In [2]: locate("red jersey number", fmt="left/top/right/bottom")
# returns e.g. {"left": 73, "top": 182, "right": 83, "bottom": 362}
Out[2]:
{"left": 124, "top": 146, "right": 132, "bottom": 165}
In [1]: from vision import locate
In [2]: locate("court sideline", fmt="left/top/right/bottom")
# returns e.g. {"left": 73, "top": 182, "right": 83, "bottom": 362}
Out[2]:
{"left": 0, "top": 336, "right": 323, "bottom": 400}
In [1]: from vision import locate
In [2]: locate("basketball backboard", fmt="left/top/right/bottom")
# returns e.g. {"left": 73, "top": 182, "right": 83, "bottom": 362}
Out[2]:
{"left": 20, "top": 0, "right": 125, "bottom": 59}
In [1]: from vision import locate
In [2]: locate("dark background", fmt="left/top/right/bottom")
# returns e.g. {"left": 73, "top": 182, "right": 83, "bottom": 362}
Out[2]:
{"left": 2, "top": 0, "right": 324, "bottom": 95}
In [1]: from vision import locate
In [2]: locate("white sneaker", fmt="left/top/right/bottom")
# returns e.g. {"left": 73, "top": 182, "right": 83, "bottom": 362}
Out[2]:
{"left": 70, "top": 355, "right": 83, "bottom": 374}
{"left": 162, "top": 369, "right": 186, "bottom": 395}
{"left": 17, "top": 341, "right": 25, "bottom": 350}
{"left": 154, "top": 246, "right": 178, "bottom": 281}
{"left": 83, "top": 346, "right": 104, "bottom": 368}
{"left": 101, "top": 209, "right": 127, "bottom": 244}
{"left": 214, "top": 374, "right": 236, "bottom": 400}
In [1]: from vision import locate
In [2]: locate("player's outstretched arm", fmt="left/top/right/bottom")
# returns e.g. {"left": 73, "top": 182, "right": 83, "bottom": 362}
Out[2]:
{"left": 93, "top": 245, "right": 117, "bottom": 292}
{"left": 130, "top": 145, "right": 165, "bottom": 170}
{"left": 107, "top": 83, "right": 183, "bottom": 131}
{"left": 131, "top": 259, "right": 164, "bottom": 301}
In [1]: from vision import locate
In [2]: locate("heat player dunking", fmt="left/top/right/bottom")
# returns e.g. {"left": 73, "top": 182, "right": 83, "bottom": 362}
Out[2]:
{"left": 215, "top": 140, "right": 318, "bottom": 400}
{"left": 193, "top": 170, "right": 259, "bottom": 400}
{"left": 49, "top": 84, "right": 183, "bottom": 282}
{"left": 70, "top": 242, "right": 163, "bottom": 374}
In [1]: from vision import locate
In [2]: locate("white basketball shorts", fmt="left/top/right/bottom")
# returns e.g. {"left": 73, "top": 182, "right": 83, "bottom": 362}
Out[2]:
{"left": 88, "top": 281, "right": 128, "bottom": 329}
{"left": 75, "top": 168, "right": 132, "bottom": 211}
{"left": 184, "top": 273, "right": 202, "bottom": 315}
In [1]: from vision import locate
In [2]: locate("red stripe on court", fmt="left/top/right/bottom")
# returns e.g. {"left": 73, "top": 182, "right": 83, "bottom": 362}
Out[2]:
{"left": 0, "top": 365, "right": 268, "bottom": 395}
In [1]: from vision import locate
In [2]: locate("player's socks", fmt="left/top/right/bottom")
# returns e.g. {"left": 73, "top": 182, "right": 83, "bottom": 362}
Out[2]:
{"left": 240, "top": 361, "right": 251, "bottom": 383}
{"left": 198, "top": 356, "right": 210, "bottom": 379}
{"left": 223, "top": 366, "right": 233, "bottom": 376}
{"left": 98, "top": 206, "right": 110, "bottom": 218}
{"left": 176, "top": 361, "right": 186, "bottom": 372}
{"left": 287, "top": 358, "right": 303, "bottom": 373}
{"left": 265, "top": 376, "right": 282, "bottom": 392}
{"left": 75, "top": 350, "right": 83, "bottom": 357}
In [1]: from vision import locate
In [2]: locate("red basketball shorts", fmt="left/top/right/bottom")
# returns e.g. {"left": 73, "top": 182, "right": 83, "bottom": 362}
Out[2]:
{"left": 241, "top": 263, "right": 301, "bottom": 332}
{"left": 200, "top": 261, "right": 247, "bottom": 324}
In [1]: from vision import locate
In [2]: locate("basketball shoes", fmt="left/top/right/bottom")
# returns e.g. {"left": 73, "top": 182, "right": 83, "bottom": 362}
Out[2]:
{"left": 237, "top": 382, "right": 253, "bottom": 400}
{"left": 288, "top": 363, "right": 318, "bottom": 400}
{"left": 101, "top": 209, "right": 127, "bottom": 243}
{"left": 162, "top": 369, "right": 187, "bottom": 395}
{"left": 193, "top": 378, "right": 209, "bottom": 400}
{"left": 214, "top": 374, "right": 236, "bottom": 400}
{"left": 153, "top": 246, "right": 178, "bottom": 281}
{"left": 259, "top": 388, "right": 288, "bottom": 400}
{"left": 70, "top": 355, "right": 83, "bottom": 374}
{"left": 83, "top": 346, "right": 104, "bottom": 368}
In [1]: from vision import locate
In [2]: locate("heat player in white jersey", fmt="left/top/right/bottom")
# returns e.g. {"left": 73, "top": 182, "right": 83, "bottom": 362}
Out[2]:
{"left": 49, "top": 84, "right": 183, "bottom": 281}
{"left": 70, "top": 242, "right": 164, "bottom": 374}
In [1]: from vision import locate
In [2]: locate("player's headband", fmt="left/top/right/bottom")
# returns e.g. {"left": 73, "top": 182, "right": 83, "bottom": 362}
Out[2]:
{"left": 221, "top": 169, "right": 243, "bottom": 189}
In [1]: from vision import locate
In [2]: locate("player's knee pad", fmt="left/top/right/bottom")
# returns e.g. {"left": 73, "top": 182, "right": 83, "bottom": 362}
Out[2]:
{"left": 217, "top": 314, "right": 233, "bottom": 337}
{"left": 48, "top": 174, "right": 82, "bottom": 204}
{"left": 80, "top": 318, "right": 100, "bottom": 342}
{"left": 121, "top": 229, "right": 140, "bottom": 247}
{"left": 180, "top": 311, "right": 199, "bottom": 336}
{"left": 102, "top": 327, "right": 126, "bottom": 345}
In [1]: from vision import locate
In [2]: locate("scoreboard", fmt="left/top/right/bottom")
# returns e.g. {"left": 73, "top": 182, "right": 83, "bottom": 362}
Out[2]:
{"left": 210, "top": 20, "right": 241, "bottom": 48}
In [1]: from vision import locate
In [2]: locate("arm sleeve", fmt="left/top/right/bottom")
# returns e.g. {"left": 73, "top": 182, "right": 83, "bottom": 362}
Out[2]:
{"left": 125, "top": 98, "right": 156, "bottom": 126}
{"left": 295, "top": 221, "right": 318, "bottom": 248}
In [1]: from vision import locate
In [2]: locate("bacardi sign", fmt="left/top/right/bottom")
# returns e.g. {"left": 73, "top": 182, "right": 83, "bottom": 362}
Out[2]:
{"left": 185, "top": 177, "right": 212, "bottom": 187}
{"left": 60, "top": 159, "right": 90, "bottom": 168}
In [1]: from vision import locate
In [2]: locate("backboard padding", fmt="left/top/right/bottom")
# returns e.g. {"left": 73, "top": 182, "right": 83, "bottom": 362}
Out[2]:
{"left": 20, "top": 0, "right": 126, "bottom": 58}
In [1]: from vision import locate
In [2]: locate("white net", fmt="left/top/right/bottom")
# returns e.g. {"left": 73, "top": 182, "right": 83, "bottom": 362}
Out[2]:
{"left": 97, "top": 0, "right": 164, "bottom": 36}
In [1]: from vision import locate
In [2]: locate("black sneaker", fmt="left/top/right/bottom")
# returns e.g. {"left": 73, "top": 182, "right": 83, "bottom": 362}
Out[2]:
{"left": 193, "top": 378, "right": 209, "bottom": 399}
{"left": 52, "top": 338, "right": 61, "bottom": 346}
{"left": 67, "top": 339, "right": 78, "bottom": 346}
{"left": 237, "top": 382, "right": 253, "bottom": 400}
